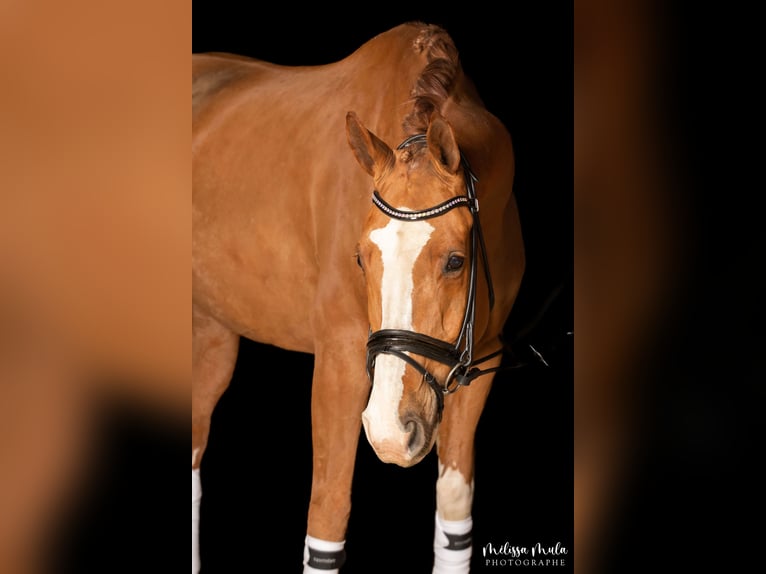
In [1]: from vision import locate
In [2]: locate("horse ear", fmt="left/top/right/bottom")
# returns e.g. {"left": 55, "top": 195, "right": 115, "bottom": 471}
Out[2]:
{"left": 346, "top": 112, "right": 394, "bottom": 177}
{"left": 426, "top": 114, "right": 461, "bottom": 174}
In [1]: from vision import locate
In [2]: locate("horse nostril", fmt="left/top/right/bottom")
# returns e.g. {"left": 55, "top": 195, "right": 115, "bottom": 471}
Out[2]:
{"left": 403, "top": 416, "right": 423, "bottom": 453}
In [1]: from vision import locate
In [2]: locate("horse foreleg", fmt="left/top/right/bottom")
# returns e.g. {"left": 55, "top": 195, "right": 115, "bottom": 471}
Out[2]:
{"left": 433, "top": 357, "right": 498, "bottom": 574}
{"left": 191, "top": 308, "right": 239, "bottom": 574}
{"left": 304, "top": 348, "right": 369, "bottom": 574}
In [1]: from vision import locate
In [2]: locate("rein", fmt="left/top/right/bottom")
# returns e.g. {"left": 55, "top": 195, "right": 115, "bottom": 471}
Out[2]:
{"left": 365, "top": 133, "right": 508, "bottom": 418}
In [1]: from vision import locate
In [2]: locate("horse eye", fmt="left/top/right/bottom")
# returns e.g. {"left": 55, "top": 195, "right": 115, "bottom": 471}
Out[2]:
{"left": 356, "top": 253, "right": 364, "bottom": 269}
{"left": 445, "top": 254, "right": 465, "bottom": 273}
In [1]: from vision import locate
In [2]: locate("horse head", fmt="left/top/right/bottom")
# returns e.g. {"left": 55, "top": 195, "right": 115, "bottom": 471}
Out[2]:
{"left": 347, "top": 111, "right": 477, "bottom": 467}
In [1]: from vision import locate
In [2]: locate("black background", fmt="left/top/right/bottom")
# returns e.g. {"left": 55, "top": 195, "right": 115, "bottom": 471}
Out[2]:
{"left": 189, "top": 4, "right": 573, "bottom": 574}
{"left": 192, "top": 1, "right": 573, "bottom": 574}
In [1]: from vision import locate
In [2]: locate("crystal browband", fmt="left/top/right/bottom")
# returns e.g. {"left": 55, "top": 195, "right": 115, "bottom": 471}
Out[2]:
{"left": 371, "top": 190, "right": 478, "bottom": 221}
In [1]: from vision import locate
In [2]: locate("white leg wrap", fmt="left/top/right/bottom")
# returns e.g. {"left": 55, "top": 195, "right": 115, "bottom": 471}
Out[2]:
{"left": 192, "top": 469, "right": 201, "bottom": 574}
{"left": 303, "top": 535, "right": 346, "bottom": 573}
{"left": 433, "top": 512, "right": 473, "bottom": 574}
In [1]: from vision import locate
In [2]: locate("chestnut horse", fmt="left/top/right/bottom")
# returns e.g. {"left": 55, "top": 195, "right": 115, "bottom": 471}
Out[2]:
{"left": 192, "top": 22, "right": 524, "bottom": 573}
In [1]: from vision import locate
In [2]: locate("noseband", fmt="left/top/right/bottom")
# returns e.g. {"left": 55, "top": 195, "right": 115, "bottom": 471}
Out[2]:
{"left": 365, "top": 134, "right": 502, "bottom": 418}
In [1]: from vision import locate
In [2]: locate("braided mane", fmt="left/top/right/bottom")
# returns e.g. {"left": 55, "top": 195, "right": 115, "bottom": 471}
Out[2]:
{"left": 402, "top": 24, "right": 461, "bottom": 135}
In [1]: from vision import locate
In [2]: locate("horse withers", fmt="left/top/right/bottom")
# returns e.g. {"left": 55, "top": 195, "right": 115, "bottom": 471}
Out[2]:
{"left": 192, "top": 22, "right": 524, "bottom": 573}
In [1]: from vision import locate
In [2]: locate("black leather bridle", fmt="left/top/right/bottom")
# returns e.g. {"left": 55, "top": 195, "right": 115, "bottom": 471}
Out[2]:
{"left": 365, "top": 134, "right": 506, "bottom": 419}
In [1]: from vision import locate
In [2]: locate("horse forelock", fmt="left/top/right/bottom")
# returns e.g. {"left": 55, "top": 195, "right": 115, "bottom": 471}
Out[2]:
{"left": 403, "top": 24, "right": 461, "bottom": 135}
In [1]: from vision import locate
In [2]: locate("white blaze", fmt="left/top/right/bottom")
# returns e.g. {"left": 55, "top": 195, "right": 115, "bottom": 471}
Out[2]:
{"left": 362, "top": 217, "right": 434, "bottom": 448}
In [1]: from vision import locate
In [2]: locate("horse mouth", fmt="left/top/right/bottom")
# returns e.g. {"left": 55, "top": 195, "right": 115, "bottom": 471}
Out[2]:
{"left": 362, "top": 412, "right": 437, "bottom": 468}
{"left": 372, "top": 442, "right": 432, "bottom": 468}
